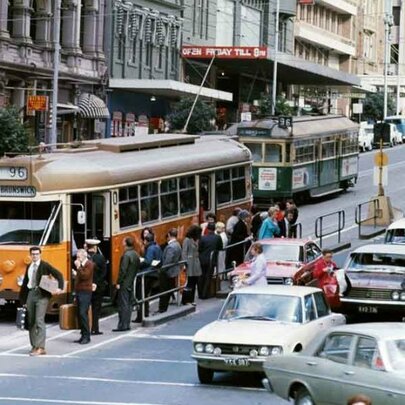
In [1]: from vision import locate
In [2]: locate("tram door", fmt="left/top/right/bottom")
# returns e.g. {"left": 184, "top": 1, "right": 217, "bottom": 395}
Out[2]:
{"left": 71, "top": 192, "right": 112, "bottom": 293}
{"left": 200, "top": 174, "right": 216, "bottom": 221}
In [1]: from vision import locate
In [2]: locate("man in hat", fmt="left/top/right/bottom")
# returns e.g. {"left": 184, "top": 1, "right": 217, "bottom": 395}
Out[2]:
{"left": 85, "top": 238, "right": 107, "bottom": 335}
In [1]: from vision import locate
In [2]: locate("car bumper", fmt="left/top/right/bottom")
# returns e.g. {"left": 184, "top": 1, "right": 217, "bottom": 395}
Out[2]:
{"left": 340, "top": 297, "right": 405, "bottom": 315}
{"left": 192, "top": 354, "right": 265, "bottom": 372}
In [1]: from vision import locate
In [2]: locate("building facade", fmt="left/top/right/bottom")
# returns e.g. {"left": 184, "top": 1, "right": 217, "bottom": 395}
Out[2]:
{"left": 0, "top": 0, "right": 108, "bottom": 142}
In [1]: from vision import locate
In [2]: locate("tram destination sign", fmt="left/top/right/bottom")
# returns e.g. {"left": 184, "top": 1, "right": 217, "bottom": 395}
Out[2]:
{"left": 0, "top": 166, "right": 28, "bottom": 181}
{"left": 0, "top": 186, "right": 36, "bottom": 197}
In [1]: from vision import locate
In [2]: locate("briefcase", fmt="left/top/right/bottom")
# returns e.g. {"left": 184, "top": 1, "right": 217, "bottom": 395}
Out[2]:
{"left": 16, "top": 307, "right": 27, "bottom": 330}
{"left": 59, "top": 303, "right": 93, "bottom": 330}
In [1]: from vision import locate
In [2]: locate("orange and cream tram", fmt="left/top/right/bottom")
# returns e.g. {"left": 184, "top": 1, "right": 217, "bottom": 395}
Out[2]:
{"left": 0, "top": 134, "right": 252, "bottom": 313}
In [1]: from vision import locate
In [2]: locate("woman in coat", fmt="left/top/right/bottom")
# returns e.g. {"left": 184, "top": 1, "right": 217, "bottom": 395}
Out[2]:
{"left": 258, "top": 207, "right": 280, "bottom": 240}
{"left": 243, "top": 242, "right": 267, "bottom": 286}
{"left": 227, "top": 210, "right": 251, "bottom": 267}
{"left": 181, "top": 225, "right": 202, "bottom": 304}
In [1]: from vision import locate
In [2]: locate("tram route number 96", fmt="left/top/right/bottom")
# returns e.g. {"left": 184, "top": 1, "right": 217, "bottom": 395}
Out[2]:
{"left": 0, "top": 166, "right": 28, "bottom": 180}
{"left": 278, "top": 116, "right": 293, "bottom": 130}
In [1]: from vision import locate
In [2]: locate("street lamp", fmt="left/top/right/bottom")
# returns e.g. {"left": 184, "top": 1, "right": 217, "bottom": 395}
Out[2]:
{"left": 271, "top": 0, "right": 280, "bottom": 116}
{"left": 383, "top": 11, "right": 393, "bottom": 120}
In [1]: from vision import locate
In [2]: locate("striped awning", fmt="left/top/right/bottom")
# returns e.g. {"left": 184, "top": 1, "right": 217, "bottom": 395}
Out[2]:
{"left": 78, "top": 93, "right": 110, "bottom": 119}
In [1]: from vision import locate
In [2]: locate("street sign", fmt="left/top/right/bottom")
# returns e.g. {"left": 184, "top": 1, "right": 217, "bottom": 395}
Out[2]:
{"left": 373, "top": 167, "right": 387, "bottom": 186}
{"left": 27, "top": 95, "right": 48, "bottom": 112}
{"left": 374, "top": 152, "right": 388, "bottom": 167}
{"left": 352, "top": 103, "right": 363, "bottom": 114}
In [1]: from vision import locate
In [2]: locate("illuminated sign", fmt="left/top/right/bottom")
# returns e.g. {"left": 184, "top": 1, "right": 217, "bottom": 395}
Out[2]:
{"left": 181, "top": 46, "right": 268, "bottom": 59}
{"left": 27, "top": 96, "right": 49, "bottom": 112}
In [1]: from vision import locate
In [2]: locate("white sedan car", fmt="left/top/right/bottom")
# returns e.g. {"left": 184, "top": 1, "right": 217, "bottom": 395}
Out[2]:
{"left": 192, "top": 285, "right": 346, "bottom": 384}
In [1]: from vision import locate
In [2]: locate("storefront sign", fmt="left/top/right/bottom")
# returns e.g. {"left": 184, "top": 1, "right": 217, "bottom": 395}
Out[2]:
{"left": 0, "top": 186, "right": 36, "bottom": 197}
{"left": 181, "top": 46, "right": 268, "bottom": 59}
{"left": 299, "top": 0, "right": 315, "bottom": 4}
{"left": 258, "top": 168, "right": 277, "bottom": 191}
{"left": 292, "top": 168, "right": 309, "bottom": 190}
{"left": 27, "top": 96, "right": 48, "bottom": 112}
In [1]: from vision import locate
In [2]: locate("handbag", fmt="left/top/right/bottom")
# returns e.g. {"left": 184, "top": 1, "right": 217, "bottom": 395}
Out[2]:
{"left": 16, "top": 307, "right": 27, "bottom": 330}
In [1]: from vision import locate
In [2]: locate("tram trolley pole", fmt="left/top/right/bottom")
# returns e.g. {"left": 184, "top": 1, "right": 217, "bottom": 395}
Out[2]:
{"left": 315, "top": 210, "right": 350, "bottom": 252}
{"left": 355, "top": 198, "right": 385, "bottom": 239}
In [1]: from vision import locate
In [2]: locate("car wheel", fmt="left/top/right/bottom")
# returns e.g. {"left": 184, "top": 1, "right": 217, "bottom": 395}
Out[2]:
{"left": 295, "top": 387, "right": 315, "bottom": 405}
{"left": 197, "top": 365, "right": 214, "bottom": 384}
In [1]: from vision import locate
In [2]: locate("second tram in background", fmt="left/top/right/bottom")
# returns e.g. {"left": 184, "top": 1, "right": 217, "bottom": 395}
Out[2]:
{"left": 235, "top": 115, "right": 359, "bottom": 205}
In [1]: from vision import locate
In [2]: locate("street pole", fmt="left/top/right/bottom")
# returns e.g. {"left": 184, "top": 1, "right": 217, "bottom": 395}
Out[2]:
{"left": 378, "top": 139, "right": 385, "bottom": 197}
{"left": 383, "top": 5, "right": 393, "bottom": 120}
{"left": 50, "top": 0, "right": 61, "bottom": 147}
{"left": 271, "top": 0, "right": 280, "bottom": 116}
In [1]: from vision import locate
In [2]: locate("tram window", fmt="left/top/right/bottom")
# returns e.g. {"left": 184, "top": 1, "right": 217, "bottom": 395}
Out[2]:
{"left": 322, "top": 141, "right": 336, "bottom": 158}
{"left": 342, "top": 134, "right": 358, "bottom": 154}
{"left": 161, "top": 179, "right": 179, "bottom": 218}
{"left": 232, "top": 167, "right": 246, "bottom": 200}
{"left": 244, "top": 143, "right": 262, "bottom": 162}
{"left": 294, "top": 144, "right": 314, "bottom": 163}
{"left": 217, "top": 169, "right": 232, "bottom": 204}
{"left": 119, "top": 188, "right": 127, "bottom": 201}
{"left": 180, "top": 176, "right": 196, "bottom": 214}
{"left": 119, "top": 202, "right": 139, "bottom": 228}
{"left": 264, "top": 144, "right": 282, "bottom": 163}
{"left": 128, "top": 186, "right": 138, "bottom": 199}
{"left": 140, "top": 182, "right": 159, "bottom": 223}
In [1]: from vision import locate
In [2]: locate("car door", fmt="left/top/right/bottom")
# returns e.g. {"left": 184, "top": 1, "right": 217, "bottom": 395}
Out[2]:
{"left": 340, "top": 336, "right": 401, "bottom": 405}
{"left": 303, "top": 243, "right": 322, "bottom": 286}
{"left": 296, "top": 333, "right": 355, "bottom": 405}
{"left": 313, "top": 291, "right": 344, "bottom": 328}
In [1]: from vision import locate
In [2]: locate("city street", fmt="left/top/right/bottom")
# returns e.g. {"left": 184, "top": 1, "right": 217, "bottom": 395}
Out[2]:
{"left": 0, "top": 144, "right": 404, "bottom": 405}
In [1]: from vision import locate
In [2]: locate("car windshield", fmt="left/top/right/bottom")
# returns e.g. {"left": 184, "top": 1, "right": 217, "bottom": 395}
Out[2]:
{"left": 245, "top": 244, "right": 302, "bottom": 262}
{"left": 219, "top": 293, "right": 303, "bottom": 323}
{"left": 385, "top": 230, "right": 405, "bottom": 244}
{"left": 387, "top": 339, "right": 405, "bottom": 371}
{"left": 0, "top": 201, "right": 61, "bottom": 245}
{"left": 348, "top": 253, "right": 405, "bottom": 272}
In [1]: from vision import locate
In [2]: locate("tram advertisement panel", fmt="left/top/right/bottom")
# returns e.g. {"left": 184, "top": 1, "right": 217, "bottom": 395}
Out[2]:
{"left": 292, "top": 167, "right": 311, "bottom": 190}
{"left": 341, "top": 156, "right": 358, "bottom": 177}
{"left": 258, "top": 168, "right": 277, "bottom": 190}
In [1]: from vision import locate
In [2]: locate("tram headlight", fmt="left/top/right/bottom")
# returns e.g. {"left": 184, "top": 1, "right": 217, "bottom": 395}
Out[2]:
{"left": 284, "top": 278, "right": 294, "bottom": 285}
{"left": 392, "top": 291, "right": 400, "bottom": 301}
{"left": 16, "top": 275, "right": 24, "bottom": 287}
{"left": 194, "top": 343, "right": 204, "bottom": 353}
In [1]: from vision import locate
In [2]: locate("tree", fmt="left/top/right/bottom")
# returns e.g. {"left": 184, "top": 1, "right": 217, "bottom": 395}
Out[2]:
{"left": 0, "top": 106, "right": 29, "bottom": 157}
{"left": 257, "top": 94, "right": 294, "bottom": 117}
{"left": 363, "top": 92, "right": 395, "bottom": 122}
{"left": 168, "top": 97, "right": 216, "bottom": 134}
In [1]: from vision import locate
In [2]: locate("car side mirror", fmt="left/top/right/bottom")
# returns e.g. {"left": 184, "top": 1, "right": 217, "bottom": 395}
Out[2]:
{"left": 77, "top": 210, "right": 86, "bottom": 225}
{"left": 319, "top": 351, "right": 327, "bottom": 359}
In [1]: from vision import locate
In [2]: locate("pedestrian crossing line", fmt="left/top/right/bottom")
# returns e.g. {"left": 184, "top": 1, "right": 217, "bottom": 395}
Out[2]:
{"left": 0, "top": 398, "right": 162, "bottom": 405}
{"left": 0, "top": 352, "right": 195, "bottom": 364}
{"left": 0, "top": 373, "right": 266, "bottom": 392}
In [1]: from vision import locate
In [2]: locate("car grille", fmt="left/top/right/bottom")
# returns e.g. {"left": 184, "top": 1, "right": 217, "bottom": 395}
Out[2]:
{"left": 266, "top": 277, "right": 284, "bottom": 284}
{"left": 347, "top": 288, "right": 393, "bottom": 300}
{"left": 214, "top": 344, "right": 259, "bottom": 355}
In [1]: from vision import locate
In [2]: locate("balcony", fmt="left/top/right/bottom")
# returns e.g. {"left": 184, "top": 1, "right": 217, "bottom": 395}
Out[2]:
{"left": 295, "top": 21, "right": 356, "bottom": 57}
{"left": 317, "top": 0, "right": 357, "bottom": 15}
{"left": 363, "top": 14, "right": 377, "bottom": 33}
{"left": 279, "top": 0, "right": 296, "bottom": 16}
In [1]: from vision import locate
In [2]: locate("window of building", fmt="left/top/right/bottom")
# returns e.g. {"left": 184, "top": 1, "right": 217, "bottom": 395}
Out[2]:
{"left": 216, "top": 0, "right": 234, "bottom": 46}
{"left": 391, "top": 43, "right": 399, "bottom": 65}
{"left": 158, "top": 46, "right": 164, "bottom": 69}
{"left": 171, "top": 47, "right": 178, "bottom": 73}
{"left": 140, "top": 182, "right": 159, "bottom": 223}
{"left": 278, "top": 20, "right": 287, "bottom": 52}
{"left": 145, "top": 43, "right": 153, "bottom": 67}
{"left": 393, "top": 6, "right": 401, "bottom": 26}
{"left": 240, "top": 5, "right": 261, "bottom": 46}
{"left": 132, "top": 40, "right": 137, "bottom": 64}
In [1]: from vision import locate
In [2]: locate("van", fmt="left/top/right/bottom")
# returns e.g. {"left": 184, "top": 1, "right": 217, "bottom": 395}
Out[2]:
{"left": 373, "top": 122, "right": 401, "bottom": 147}
{"left": 384, "top": 218, "right": 405, "bottom": 244}
{"left": 385, "top": 116, "right": 405, "bottom": 141}
{"left": 358, "top": 122, "right": 373, "bottom": 152}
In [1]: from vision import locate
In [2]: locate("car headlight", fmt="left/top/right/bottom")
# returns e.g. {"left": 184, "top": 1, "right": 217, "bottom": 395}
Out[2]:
{"left": 205, "top": 344, "right": 214, "bottom": 354}
{"left": 259, "top": 346, "right": 270, "bottom": 356}
{"left": 213, "top": 347, "right": 222, "bottom": 356}
{"left": 195, "top": 343, "right": 204, "bottom": 353}
{"left": 284, "top": 277, "right": 294, "bottom": 285}
{"left": 392, "top": 291, "right": 400, "bottom": 300}
{"left": 400, "top": 292, "right": 405, "bottom": 301}
{"left": 17, "top": 275, "right": 24, "bottom": 287}
{"left": 249, "top": 349, "right": 258, "bottom": 358}
{"left": 271, "top": 346, "right": 283, "bottom": 356}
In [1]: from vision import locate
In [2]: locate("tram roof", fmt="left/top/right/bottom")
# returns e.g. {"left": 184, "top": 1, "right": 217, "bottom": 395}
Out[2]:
{"left": 236, "top": 115, "right": 358, "bottom": 139}
{"left": 0, "top": 134, "right": 251, "bottom": 193}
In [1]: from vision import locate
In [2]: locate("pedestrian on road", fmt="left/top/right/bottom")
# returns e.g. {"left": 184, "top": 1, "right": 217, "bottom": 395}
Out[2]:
{"left": 134, "top": 232, "right": 162, "bottom": 322}
{"left": 19, "top": 246, "right": 64, "bottom": 356}
{"left": 313, "top": 248, "right": 339, "bottom": 301}
{"left": 85, "top": 239, "right": 107, "bottom": 336}
{"left": 113, "top": 237, "right": 140, "bottom": 331}
{"left": 181, "top": 225, "right": 202, "bottom": 305}
{"left": 158, "top": 228, "right": 182, "bottom": 313}
{"left": 226, "top": 207, "right": 241, "bottom": 236}
{"left": 199, "top": 222, "right": 223, "bottom": 299}
{"left": 258, "top": 207, "right": 280, "bottom": 240}
{"left": 227, "top": 209, "right": 250, "bottom": 267}
{"left": 243, "top": 242, "right": 267, "bottom": 286}
{"left": 286, "top": 199, "right": 299, "bottom": 224}
{"left": 73, "top": 249, "right": 94, "bottom": 344}
{"left": 215, "top": 221, "right": 228, "bottom": 275}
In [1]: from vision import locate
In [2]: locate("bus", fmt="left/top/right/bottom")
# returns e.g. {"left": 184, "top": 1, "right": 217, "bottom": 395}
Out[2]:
{"left": 0, "top": 134, "right": 252, "bottom": 313}
{"left": 236, "top": 115, "right": 359, "bottom": 205}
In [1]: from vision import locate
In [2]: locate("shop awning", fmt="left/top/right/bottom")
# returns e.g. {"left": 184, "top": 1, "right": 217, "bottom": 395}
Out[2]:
{"left": 78, "top": 93, "right": 110, "bottom": 119}
{"left": 109, "top": 79, "right": 233, "bottom": 102}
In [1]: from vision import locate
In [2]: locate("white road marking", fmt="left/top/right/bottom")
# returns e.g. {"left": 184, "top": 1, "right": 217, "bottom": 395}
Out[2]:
{"left": 0, "top": 373, "right": 265, "bottom": 392}
{"left": 127, "top": 334, "right": 193, "bottom": 341}
{"left": 0, "top": 398, "right": 162, "bottom": 405}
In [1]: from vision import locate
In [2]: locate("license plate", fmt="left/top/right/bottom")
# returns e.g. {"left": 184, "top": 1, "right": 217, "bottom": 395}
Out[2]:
{"left": 358, "top": 305, "right": 378, "bottom": 314}
{"left": 224, "top": 357, "right": 250, "bottom": 367}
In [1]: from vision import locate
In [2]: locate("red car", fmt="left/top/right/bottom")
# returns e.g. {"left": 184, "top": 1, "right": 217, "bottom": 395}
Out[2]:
{"left": 230, "top": 238, "right": 324, "bottom": 288}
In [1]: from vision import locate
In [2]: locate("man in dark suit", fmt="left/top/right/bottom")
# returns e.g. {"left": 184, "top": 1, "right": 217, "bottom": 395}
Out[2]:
{"left": 85, "top": 239, "right": 107, "bottom": 335}
{"left": 158, "top": 228, "right": 182, "bottom": 313}
{"left": 113, "top": 236, "right": 140, "bottom": 331}
{"left": 19, "top": 246, "right": 64, "bottom": 356}
{"left": 199, "top": 222, "right": 223, "bottom": 299}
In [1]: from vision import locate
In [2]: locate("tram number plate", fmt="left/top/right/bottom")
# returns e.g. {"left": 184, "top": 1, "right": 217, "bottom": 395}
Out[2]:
{"left": 224, "top": 358, "right": 250, "bottom": 367}
{"left": 358, "top": 305, "right": 378, "bottom": 314}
